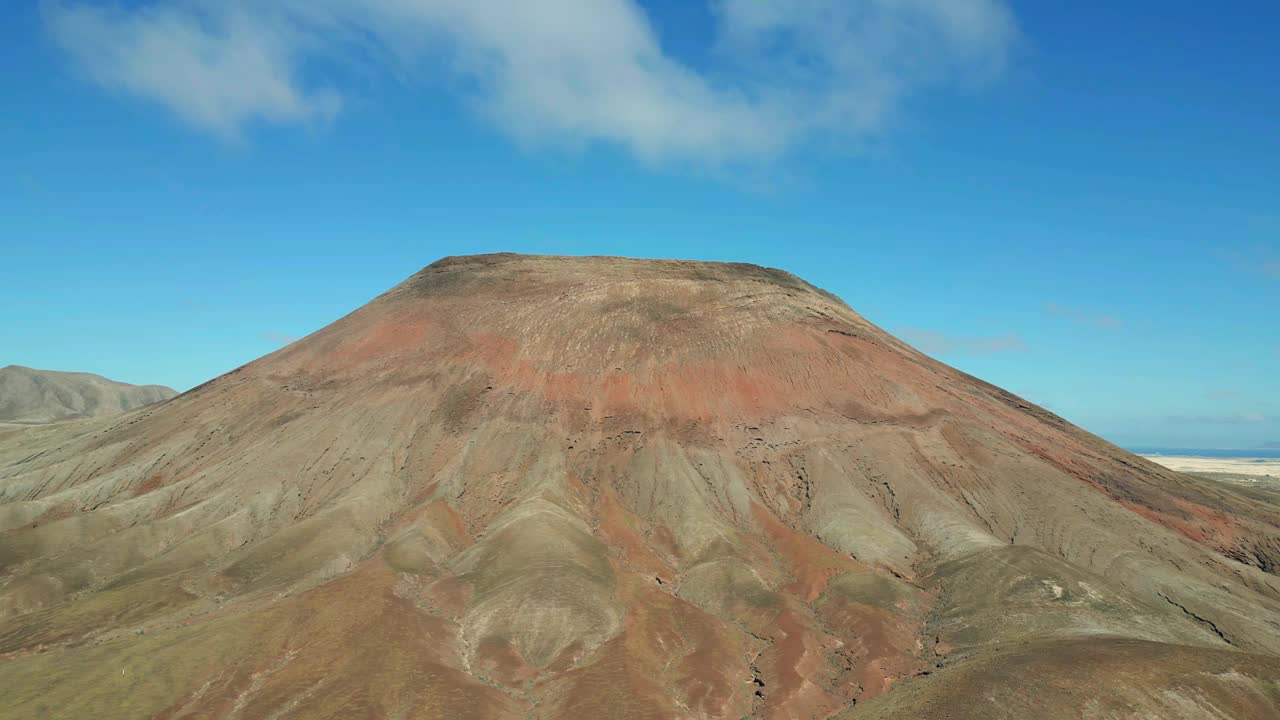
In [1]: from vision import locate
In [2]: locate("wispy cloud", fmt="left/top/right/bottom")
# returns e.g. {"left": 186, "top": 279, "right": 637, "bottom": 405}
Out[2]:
{"left": 898, "top": 328, "right": 1026, "bottom": 355}
{"left": 1262, "top": 441, "right": 1280, "bottom": 449}
{"left": 1222, "top": 244, "right": 1280, "bottom": 281}
{"left": 1205, "top": 390, "right": 1240, "bottom": 401}
{"left": 264, "top": 331, "right": 300, "bottom": 346}
{"left": 1168, "top": 413, "right": 1268, "bottom": 425}
{"left": 44, "top": 0, "right": 1017, "bottom": 164}
{"left": 1044, "top": 303, "right": 1122, "bottom": 330}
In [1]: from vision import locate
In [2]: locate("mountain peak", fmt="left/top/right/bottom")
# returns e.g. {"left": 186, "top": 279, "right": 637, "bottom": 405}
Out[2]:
{"left": 2, "top": 256, "right": 1278, "bottom": 719}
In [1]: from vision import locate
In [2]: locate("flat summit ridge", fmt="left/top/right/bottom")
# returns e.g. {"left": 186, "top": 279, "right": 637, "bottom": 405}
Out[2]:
{"left": 420, "top": 251, "right": 819, "bottom": 281}
{"left": 1, "top": 254, "right": 1278, "bottom": 719}
{"left": 389, "top": 252, "right": 843, "bottom": 308}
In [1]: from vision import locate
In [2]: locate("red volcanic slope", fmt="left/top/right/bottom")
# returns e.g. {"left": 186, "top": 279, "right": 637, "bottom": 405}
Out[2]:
{"left": 0, "top": 254, "right": 1278, "bottom": 720}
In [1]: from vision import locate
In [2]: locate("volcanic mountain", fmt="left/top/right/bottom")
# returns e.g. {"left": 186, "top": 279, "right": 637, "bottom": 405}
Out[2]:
{"left": 1, "top": 254, "right": 1278, "bottom": 719}
{"left": 0, "top": 365, "right": 175, "bottom": 424}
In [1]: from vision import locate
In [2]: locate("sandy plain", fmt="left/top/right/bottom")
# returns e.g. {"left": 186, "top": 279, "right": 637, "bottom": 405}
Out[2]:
{"left": 1141, "top": 454, "right": 1280, "bottom": 479}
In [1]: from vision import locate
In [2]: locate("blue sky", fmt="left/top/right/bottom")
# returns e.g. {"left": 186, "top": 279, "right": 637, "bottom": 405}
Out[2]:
{"left": 2, "top": 1, "right": 1278, "bottom": 449}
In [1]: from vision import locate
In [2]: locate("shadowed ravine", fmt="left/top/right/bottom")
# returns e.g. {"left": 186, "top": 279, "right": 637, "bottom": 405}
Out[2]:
{"left": 1, "top": 254, "right": 1278, "bottom": 719}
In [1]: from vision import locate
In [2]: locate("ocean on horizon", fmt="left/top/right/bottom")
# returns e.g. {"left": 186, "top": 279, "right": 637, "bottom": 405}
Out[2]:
{"left": 1128, "top": 447, "right": 1280, "bottom": 460}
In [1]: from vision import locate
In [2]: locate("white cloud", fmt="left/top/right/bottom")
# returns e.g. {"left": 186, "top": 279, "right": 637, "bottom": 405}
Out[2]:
{"left": 46, "top": 2, "right": 342, "bottom": 141}
{"left": 44, "top": 0, "right": 1016, "bottom": 163}
{"left": 898, "top": 328, "right": 1026, "bottom": 355}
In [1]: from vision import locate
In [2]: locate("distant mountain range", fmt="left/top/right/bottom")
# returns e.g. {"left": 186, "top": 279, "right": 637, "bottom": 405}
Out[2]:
{"left": 0, "top": 365, "right": 176, "bottom": 424}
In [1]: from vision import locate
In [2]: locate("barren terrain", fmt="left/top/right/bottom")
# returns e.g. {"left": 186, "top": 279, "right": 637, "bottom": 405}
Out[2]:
{"left": 1, "top": 254, "right": 1277, "bottom": 719}
{"left": 0, "top": 365, "right": 175, "bottom": 424}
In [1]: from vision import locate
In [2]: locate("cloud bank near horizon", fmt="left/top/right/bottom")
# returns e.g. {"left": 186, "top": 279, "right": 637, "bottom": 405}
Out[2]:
{"left": 1168, "top": 412, "right": 1269, "bottom": 425}
{"left": 45, "top": 0, "right": 1017, "bottom": 164}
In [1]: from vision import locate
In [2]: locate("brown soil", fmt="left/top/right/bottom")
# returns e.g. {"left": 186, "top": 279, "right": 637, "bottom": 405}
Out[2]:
{"left": 1, "top": 253, "right": 1278, "bottom": 719}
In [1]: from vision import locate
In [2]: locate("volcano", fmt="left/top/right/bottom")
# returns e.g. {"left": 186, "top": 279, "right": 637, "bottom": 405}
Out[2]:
{"left": 2, "top": 254, "right": 1278, "bottom": 719}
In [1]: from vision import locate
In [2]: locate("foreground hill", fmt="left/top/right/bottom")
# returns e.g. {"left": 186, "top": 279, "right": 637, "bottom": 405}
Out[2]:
{"left": 0, "top": 254, "right": 1277, "bottom": 719}
{"left": 0, "top": 365, "right": 175, "bottom": 424}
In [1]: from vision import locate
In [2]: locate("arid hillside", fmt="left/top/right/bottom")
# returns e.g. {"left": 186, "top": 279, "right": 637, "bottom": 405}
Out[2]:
{"left": 0, "top": 365, "right": 175, "bottom": 424}
{"left": 1, "top": 254, "right": 1278, "bottom": 719}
